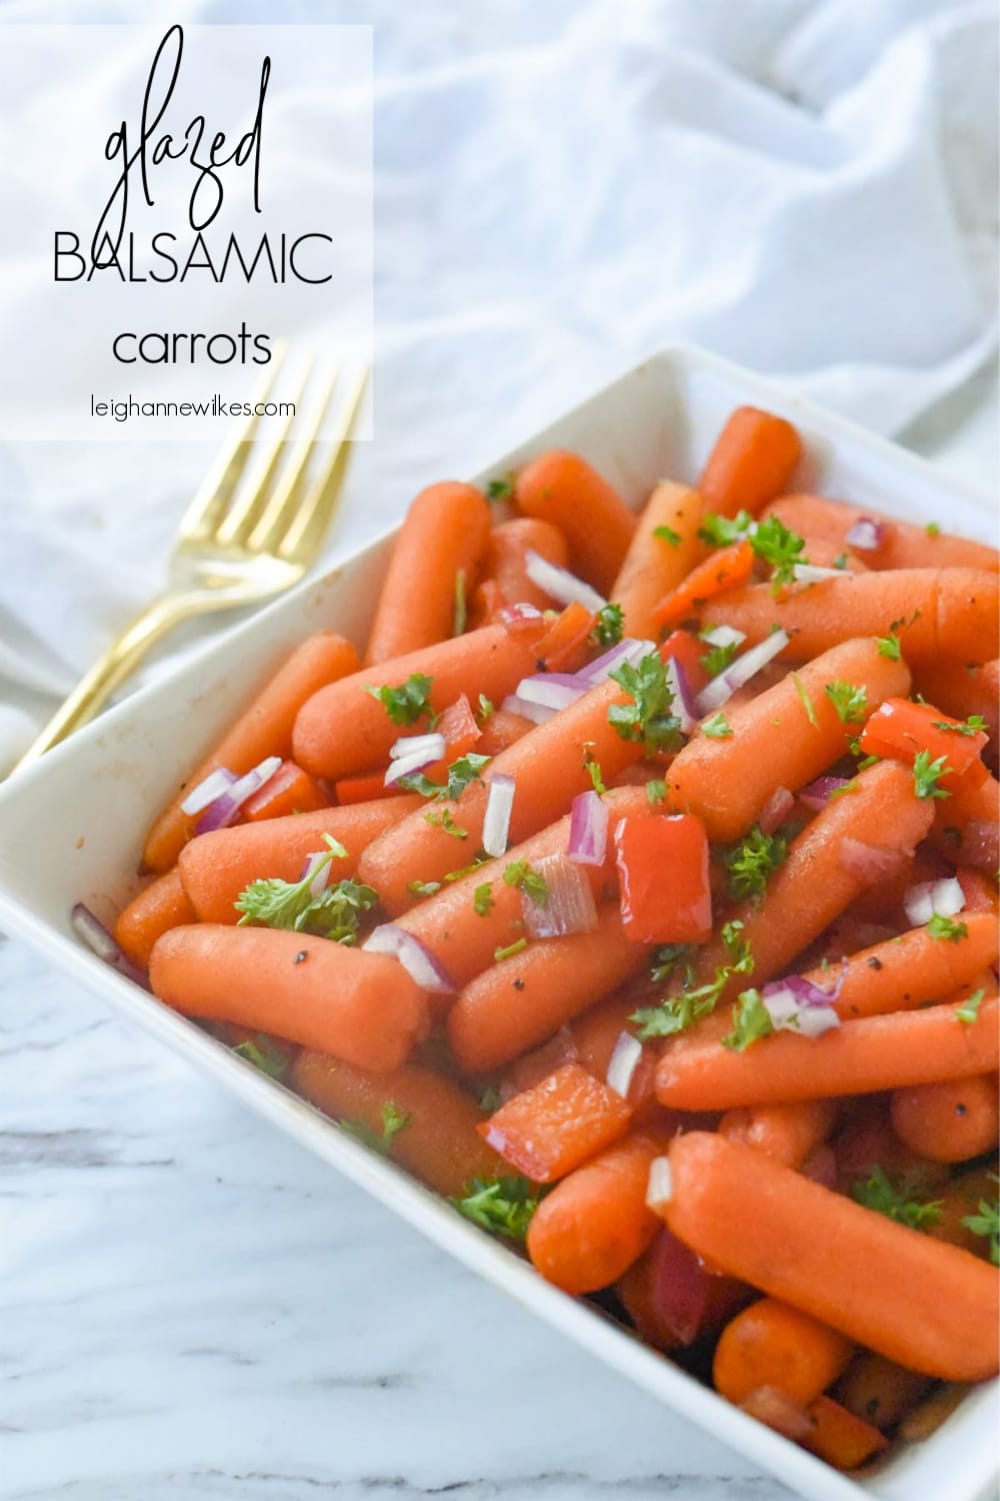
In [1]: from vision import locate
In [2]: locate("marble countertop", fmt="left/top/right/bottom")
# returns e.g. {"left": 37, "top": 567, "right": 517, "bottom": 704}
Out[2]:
{"left": 2, "top": 368, "right": 996, "bottom": 1501}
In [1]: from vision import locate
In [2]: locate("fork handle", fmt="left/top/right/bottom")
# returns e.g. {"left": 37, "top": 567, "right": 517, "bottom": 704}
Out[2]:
{"left": 12, "top": 593, "right": 191, "bottom": 774}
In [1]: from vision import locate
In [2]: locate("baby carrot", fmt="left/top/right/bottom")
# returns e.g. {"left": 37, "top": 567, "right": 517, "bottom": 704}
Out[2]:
{"left": 143, "top": 632, "right": 360, "bottom": 873}
{"left": 289, "top": 1050, "right": 504, "bottom": 1197}
{"left": 178, "top": 797, "right": 420, "bottom": 925}
{"left": 713, "top": 1298, "right": 853, "bottom": 1406}
{"left": 611, "top": 481, "right": 706, "bottom": 640}
{"left": 447, "top": 905, "right": 648, "bottom": 1075}
{"left": 763, "top": 494, "right": 999, "bottom": 574}
{"left": 526, "top": 1129, "right": 669, "bottom": 1293}
{"left": 292, "top": 623, "right": 544, "bottom": 782}
{"left": 475, "top": 707, "right": 534, "bottom": 755}
{"left": 698, "top": 407, "right": 803, "bottom": 518}
{"left": 651, "top": 538, "right": 754, "bottom": 631}
{"left": 699, "top": 569, "right": 999, "bottom": 667}
{"left": 798, "top": 913, "right": 999, "bottom": 1022}
{"left": 471, "top": 517, "right": 569, "bottom": 622}
{"left": 479, "top": 1062, "right": 634, "bottom": 1182}
{"left": 652, "top": 1131, "right": 1000, "bottom": 1380}
{"left": 513, "top": 450, "right": 636, "bottom": 594}
{"left": 655, "top": 997, "right": 999, "bottom": 1111}
{"left": 932, "top": 768, "right": 999, "bottom": 871}
{"left": 364, "top": 481, "right": 492, "bottom": 665}
{"left": 114, "top": 868, "right": 196, "bottom": 970}
{"left": 835, "top": 1352, "right": 932, "bottom": 1432}
{"left": 665, "top": 636, "right": 911, "bottom": 841}
{"left": 719, "top": 1101, "right": 837, "bottom": 1170}
{"left": 927, "top": 1164, "right": 1000, "bottom": 1258}
{"left": 890, "top": 1073, "right": 999, "bottom": 1164}
{"left": 913, "top": 658, "right": 998, "bottom": 746}
{"left": 149, "top": 925, "right": 430, "bottom": 1073}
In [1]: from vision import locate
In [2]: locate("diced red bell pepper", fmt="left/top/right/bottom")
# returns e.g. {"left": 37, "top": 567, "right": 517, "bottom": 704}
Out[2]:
{"left": 418, "top": 693, "right": 482, "bottom": 785}
{"left": 859, "top": 698, "right": 988, "bottom": 784}
{"left": 803, "top": 1395, "right": 889, "bottom": 1470}
{"left": 618, "top": 1227, "right": 752, "bottom": 1351}
{"left": 660, "top": 628, "right": 710, "bottom": 694}
{"left": 478, "top": 1062, "right": 632, "bottom": 1182}
{"left": 614, "top": 813, "right": 712, "bottom": 943}
{"left": 651, "top": 539, "right": 754, "bottom": 631}
{"left": 535, "top": 600, "right": 598, "bottom": 673}
{"left": 243, "top": 760, "right": 330, "bottom": 821}
{"left": 333, "top": 770, "right": 408, "bottom": 805}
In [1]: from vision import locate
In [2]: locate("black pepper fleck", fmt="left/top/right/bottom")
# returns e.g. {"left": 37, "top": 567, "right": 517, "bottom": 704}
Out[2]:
{"left": 867, "top": 957, "right": 883, "bottom": 970}
{"left": 294, "top": 951, "right": 308, "bottom": 965}
{"left": 513, "top": 978, "right": 525, "bottom": 991}
{"left": 955, "top": 1103, "right": 968, "bottom": 1117}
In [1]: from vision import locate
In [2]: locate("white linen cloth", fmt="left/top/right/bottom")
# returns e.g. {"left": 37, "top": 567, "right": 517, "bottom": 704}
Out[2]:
{"left": 0, "top": 0, "right": 996, "bottom": 771}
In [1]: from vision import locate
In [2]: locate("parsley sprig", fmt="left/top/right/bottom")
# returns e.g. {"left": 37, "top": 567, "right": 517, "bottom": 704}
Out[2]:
{"left": 721, "top": 989, "right": 774, "bottom": 1051}
{"left": 961, "top": 1178, "right": 999, "bottom": 1264}
{"left": 698, "top": 511, "right": 807, "bottom": 589}
{"left": 451, "top": 1175, "right": 546, "bottom": 1242}
{"left": 927, "top": 912, "right": 968, "bottom": 943}
{"left": 721, "top": 826, "right": 789, "bottom": 902}
{"left": 402, "top": 751, "right": 492, "bottom": 801}
{"left": 851, "top": 1166, "right": 942, "bottom": 1232}
{"left": 956, "top": 987, "right": 985, "bottom": 1023}
{"left": 825, "top": 681, "right": 868, "bottom": 724}
{"left": 632, "top": 923, "right": 753, "bottom": 1041}
{"left": 364, "top": 673, "right": 434, "bottom": 725}
{"left": 235, "top": 835, "right": 378, "bottom": 944}
{"left": 503, "top": 859, "right": 548, "bottom": 906}
{"left": 232, "top": 1035, "right": 290, "bottom": 1081}
{"left": 609, "top": 652, "right": 682, "bottom": 755}
{"left": 592, "top": 602, "right": 624, "bottom": 646}
{"left": 913, "top": 749, "right": 951, "bottom": 800}
{"left": 340, "top": 1102, "right": 411, "bottom": 1155}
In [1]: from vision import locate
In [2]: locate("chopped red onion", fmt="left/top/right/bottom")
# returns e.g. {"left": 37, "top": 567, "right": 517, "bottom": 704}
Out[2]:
{"left": 695, "top": 629, "right": 789, "bottom": 715}
{"left": 500, "top": 693, "right": 556, "bottom": 725}
{"left": 761, "top": 978, "right": 840, "bottom": 1039}
{"left": 798, "top": 775, "right": 851, "bottom": 811}
{"left": 362, "top": 924, "right": 456, "bottom": 994}
{"left": 482, "top": 773, "right": 515, "bottom": 856}
{"left": 300, "top": 850, "right": 332, "bottom": 899}
{"left": 606, "top": 1031, "right": 643, "bottom": 1098}
{"left": 514, "top": 674, "right": 589, "bottom": 712}
{"left": 845, "top": 516, "right": 886, "bottom": 552}
{"left": 578, "top": 638, "right": 656, "bottom": 686}
{"left": 759, "top": 786, "right": 795, "bottom": 836}
{"left": 498, "top": 602, "right": 544, "bottom": 633}
{"left": 70, "top": 902, "right": 150, "bottom": 988}
{"left": 524, "top": 549, "right": 607, "bottom": 613}
{"left": 903, "top": 876, "right": 965, "bottom": 928}
{"left": 195, "top": 755, "right": 283, "bottom": 833}
{"left": 384, "top": 735, "right": 446, "bottom": 787}
{"left": 389, "top": 731, "right": 446, "bottom": 761}
{"left": 700, "top": 624, "right": 746, "bottom": 651}
{"left": 646, "top": 1156, "right": 673, "bottom": 1210}
{"left": 522, "top": 852, "right": 598, "bottom": 939}
{"left": 181, "top": 767, "right": 237, "bottom": 816}
{"left": 665, "top": 656, "right": 697, "bottom": 735}
{"left": 791, "top": 563, "right": 845, "bottom": 584}
{"left": 839, "top": 837, "right": 909, "bottom": 883}
{"left": 568, "top": 790, "right": 609, "bottom": 866}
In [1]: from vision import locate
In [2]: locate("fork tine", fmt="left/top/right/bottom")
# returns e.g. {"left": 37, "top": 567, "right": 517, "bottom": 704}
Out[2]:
{"left": 213, "top": 356, "right": 316, "bottom": 548}
{"left": 277, "top": 367, "right": 369, "bottom": 563}
{"left": 177, "top": 342, "right": 288, "bottom": 543}
{"left": 245, "top": 363, "right": 342, "bottom": 556}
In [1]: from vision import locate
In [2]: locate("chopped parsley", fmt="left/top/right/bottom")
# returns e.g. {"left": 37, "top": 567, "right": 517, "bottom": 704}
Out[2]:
{"left": 340, "top": 1101, "right": 411, "bottom": 1155}
{"left": 721, "top": 989, "right": 774, "bottom": 1052}
{"left": 609, "top": 652, "right": 682, "bottom": 755}
{"left": 478, "top": 1084, "right": 503, "bottom": 1115}
{"left": 925, "top": 521, "right": 941, "bottom": 538}
{"left": 401, "top": 751, "right": 492, "bottom": 803}
{"left": 790, "top": 671, "right": 818, "bottom": 727}
{"left": 486, "top": 475, "right": 515, "bottom": 502}
{"left": 961, "top": 1179, "right": 999, "bottom": 1263}
{"left": 407, "top": 879, "right": 442, "bottom": 898}
{"left": 503, "top": 859, "right": 548, "bottom": 906}
{"left": 494, "top": 938, "right": 527, "bottom": 962}
{"left": 583, "top": 743, "right": 607, "bottom": 794}
{"left": 649, "top": 943, "right": 695, "bottom": 985}
{"left": 633, "top": 927, "right": 753, "bottom": 1041}
{"left": 876, "top": 632, "right": 902, "bottom": 660}
{"left": 653, "top": 524, "right": 681, "bottom": 547}
{"left": 477, "top": 694, "right": 495, "bottom": 722}
{"left": 364, "top": 673, "right": 433, "bottom": 726}
{"left": 956, "top": 987, "right": 985, "bottom": 1023}
{"left": 698, "top": 510, "right": 753, "bottom": 547}
{"left": 851, "top": 1166, "right": 942, "bottom": 1232}
{"left": 451, "top": 1175, "right": 545, "bottom": 1241}
{"left": 825, "top": 681, "right": 868, "bottom": 724}
{"left": 232, "top": 1036, "right": 290, "bottom": 1081}
{"left": 424, "top": 807, "right": 468, "bottom": 839}
{"left": 702, "top": 711, "right": 733, "bottom": 739}
{"left": 700, "top": 638, "right": 739, "bottom": 677}
{"left": 235, "top": 836, "right": 377, "bottom": 944}
{"left": 721, "top": 826, "right": 789, "bottom": 902}
{"left": 751, "top": 515, "right": 807, "bottom": 589}
{"left": 473, "top": 882, "right": 495, "bottom": 917}
{"left": 927, "top": 912, "right": 968, "bottom": 943}
{"left": 912, "top": 749, "right": 951, "bottom": 800}
{"left": 592, "top": 602, "right": 624, "bottom": 645}
{"left": 645, "top": 778, "right": 668, "bottom": 805}
{"left": 933, "top": 714, "right": 988, "bottom": 737}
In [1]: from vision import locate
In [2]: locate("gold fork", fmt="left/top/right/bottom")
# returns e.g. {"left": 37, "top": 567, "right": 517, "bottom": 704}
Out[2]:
{"left": 13, "top": 349, "right": 368, "bottom": 773}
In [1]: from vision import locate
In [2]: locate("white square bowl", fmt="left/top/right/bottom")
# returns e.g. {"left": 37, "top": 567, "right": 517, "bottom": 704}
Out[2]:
{"left": 0, "top": 345, "right": 996, "bottom": 1501}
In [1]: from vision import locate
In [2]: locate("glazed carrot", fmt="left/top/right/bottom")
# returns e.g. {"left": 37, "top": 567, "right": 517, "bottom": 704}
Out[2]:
{"left": 674, "top": 760, "right": 936, "bottom": 1011}
{"left": 618, "top": 1227, "right": 751, "bottom": 1351}
{"left": 665, "top": 636, "right": 911, "bottom": 840}
{"left": 143, "top": 632, "right": 360, "bottom": 873}
{"left": 655, "top": 997, "right": 1000, "bottom": 1111}
{"left": 570, "top": 992, "right": 644, "bottom": 1081}
{"left": 763, "top": 495, "right": 999, "bottom": 574}
{"left": 798, "top": 913, "right": 999, "bottom": 1022}
{"left": 471, "top": 517, "right": 569, "bottom": 622}
{"left": 957, "top": 867, "right": 1000, "bottom": 915}
{"left": 292, "top": 623, "right": 544, "bottom": 782}
{"left": 927, "top": 1164, "right": 1000, "bottom": 1258}
{"left": 447, "top": 905, "right": 648, "bottom": 1074}
{"left": 713, "top": 1298, "right": 853, "bottom": 1406}
{"left": 831, "top": 1097, "right": 948, "bottom": 1196}
{"left": 242, "top": 760, "right": 329, "bottom": 820}
{"left": 913, "top": 658, "right": 999, "bottom": 747}
{"left": 611, "top": 481, "right": 706, "bottom": 639}
{"left": 513, "top": 450, "right": 636, "bottom": 593}
{"left": 651, "top": 1131, "right": 1000, "bottom": 1380}
{"left": 699, "top": 569, "right": 999, "bottom": 667}
{"left": 359, "top": 674, "right": 653, "bottom": 917}
{"left": 114, "top": 868, "right": 196, "bottom": 970}
{"left": 890, "top": 1073, "right": 999, "bottom": 1164}
{"left": 289, "top": 1050, "right": 504, "bottom": 1197}
{"left": 149, "top": 925, "right": 430, "bottom": 1072}
{"left": 177, "top": 798, "right": 420, "bottom": 925}
{"left": 479, "top": 1063, "right": 633, "bottom": 1182}
{"left": 526, "top": 1129, "right": 669, "bottom": 1293}
{"left": 835, "top": 1352, "right": 932, "bottom": 1432}
{"left": 364, "top": 481, "right": 492, "bottom": 665}
{"left": 332, "top": 770, "right": 408, "bottom": 805}
{"left": 932, "top": 768, "right": 999, "bottom": 871}
{"left": 803, "top": 1396, "right": 888, "bottom": 1470}
{"left": 719, "top": 1101, "right": 837, "bottom": 1170}
{"left": 393, "top": 787, "right": 650, "bottom": 989}
{"left": 475, "top": 707, "right": 533, "bottom": 755}
{"left": 651, "top": 538, "right": 754, "bottom": 631}
{"left": 698, "top": 407, "right": 803, "bottom": 518}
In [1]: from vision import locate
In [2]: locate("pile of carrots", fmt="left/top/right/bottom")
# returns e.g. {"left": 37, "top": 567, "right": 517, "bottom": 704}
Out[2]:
{"left": 106, "top": 404, "right": 999, "bottom": 1474}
